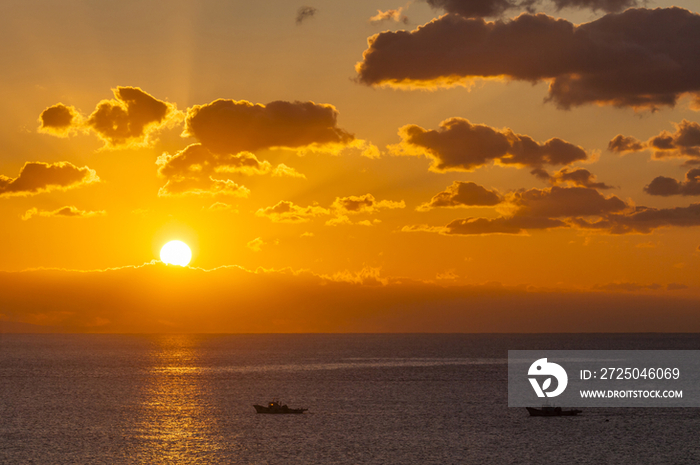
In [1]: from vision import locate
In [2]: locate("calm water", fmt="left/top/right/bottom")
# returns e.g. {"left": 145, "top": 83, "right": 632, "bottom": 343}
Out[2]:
{"left": 1, "top": 334, "right": 700, "bottom": 464}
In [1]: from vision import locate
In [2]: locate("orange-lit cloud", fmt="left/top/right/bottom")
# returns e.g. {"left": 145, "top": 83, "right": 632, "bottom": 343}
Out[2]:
{"left": 255, "top": 201, "right": 330, "bottom": 223}
{"left": 369, "top": 8, "right": 408, "bottom": 24}
{"left": 417, "top": 181, "right": 503, "bottom": 211}
{"left": 356, "top": 9, "right": 700, "bottom": 110}
{"left": 256, "top": 194, "right": 404, "bottom": 225}
{"left": 38, "top": 103, "right": 80, "bottom": 137}
{"left": 609, "top": 120, "right": 700, "bottom": 162}
{"left": 156, "top": 144, "right": 303, "bottom": 196}
{"left": 206, "top": 202, "right": 237, "bottom": 212}
{"left": 0, "top": 162, "right": 99, "bottom": 197}
{"left": 644, "top": 169, "right": 700, "bottom": 197}
{"left": 22, "top": 206, "right": 106, "bottom": 220}
{"left": 157, "top": 177, "right": 250, "bottom": 198}
{"left": 184, "top": 99, "right": 355, "bottom": 155}
{"left": 390, "top": 118, "right": 588, "bottom": 172}
{"left": 2, "top": 263, "right": 697, "bottom": 333}
{"left": 247, "top": 237, "right": 265, "bottom": 252}
{"left": 271, "top": 164, "right": 306, "bottom": 178}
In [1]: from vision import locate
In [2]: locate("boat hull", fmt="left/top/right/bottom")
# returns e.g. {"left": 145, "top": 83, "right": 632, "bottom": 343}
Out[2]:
{"left": 526, "top": 407, "right": 582, "bottom": 417}
{"left": 254, "top": 404, "right": 308, "bottom": 414}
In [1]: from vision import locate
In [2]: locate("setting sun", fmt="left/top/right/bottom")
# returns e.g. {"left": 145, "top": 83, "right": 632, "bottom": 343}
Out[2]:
{"left": 160, "top": 240, "right": 192, "bottom": 267}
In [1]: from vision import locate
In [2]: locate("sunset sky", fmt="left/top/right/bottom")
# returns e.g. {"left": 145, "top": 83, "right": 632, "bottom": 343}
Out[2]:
{"left": 2, "top": 0, "right": 700, "bottom": 332}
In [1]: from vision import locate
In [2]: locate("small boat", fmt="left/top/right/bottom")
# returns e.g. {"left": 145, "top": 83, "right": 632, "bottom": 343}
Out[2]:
{"left": 253, "top": 400, "right": 308, "bottom": 414}
{"left": 526, "top": 406, "right": 582, "bottom": 417}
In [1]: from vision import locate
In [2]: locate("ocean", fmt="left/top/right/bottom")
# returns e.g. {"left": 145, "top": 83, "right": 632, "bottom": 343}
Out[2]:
{"left": 1, "top": 334, "right": 699, "bottom": 464}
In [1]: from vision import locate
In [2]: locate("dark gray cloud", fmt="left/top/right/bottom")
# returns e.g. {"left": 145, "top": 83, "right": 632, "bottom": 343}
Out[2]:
{"left": 40, "top": 87, "right": 177, "bottom": 147}
{"left": 392, "top": 117, "right": 588, "bottom": 172}
{"left": 406, "top": 186, "right": 626, "bottom": 235}
{"left": 644, "top": 169, "right": 700, "bottom": 196}
{"left": 296, "top": 6, "right": 317, "bottom": 24}
{"left": 418, "top": 181, "right": 503, "bottom": 211}
{"left": 533, "top": 167, "right": 614, "bottom": 189}
{"left": 443, "top": 215, "right": 565, "bottom": 235}
{"left": 574, "top": 203, "right": 700, "bottom": 234}
{"left": 87, "top": 87, "right": 176, "bottom": 147}
{"left": 510, "top": 186, "right": 626, "bottom": 218}
{"left": 427, "top": 0, "right": 638, "bottom": 18}
{"left": 609, "top": 121, "right": 700, "bottom": 166}
{"left": 0, "top": 162, "right": 99, "bottom": 197}
{"left": 38, "top": 103, "right": 79, "bottom": 136}
{"left": 357, "top": 8, "right": 700, "bottom": 110}
{"left": 608, "top": 134, "right": 646, "bottom": 153}
{"left": 184, "top": 99, "right": 354, "bottom": 155}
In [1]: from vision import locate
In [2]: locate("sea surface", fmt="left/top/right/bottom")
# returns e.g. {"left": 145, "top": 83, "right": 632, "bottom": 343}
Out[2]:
{"left": 1, "top": 334, "right": 700, "bottom": 464}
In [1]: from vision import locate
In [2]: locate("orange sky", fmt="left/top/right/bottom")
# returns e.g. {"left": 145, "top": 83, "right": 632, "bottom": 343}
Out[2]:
{"left": 1, "top": 0, "right": 700, "bottom": 332}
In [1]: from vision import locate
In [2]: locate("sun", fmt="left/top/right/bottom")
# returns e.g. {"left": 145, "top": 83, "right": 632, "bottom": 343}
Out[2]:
{"left": 160, "top": 240, "right": 192, "bottom": 267}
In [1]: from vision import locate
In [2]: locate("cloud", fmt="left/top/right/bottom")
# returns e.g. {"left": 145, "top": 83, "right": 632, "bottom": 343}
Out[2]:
{"left": 272, "top": 164, "right": 306, "bottom": 179}
{"left": 158, "top": 144, "right": 270, "bottom": 178}
{"left": 331, "top": 193, "right": 405, "bottom": 214}
{"left": 356, "top": 8, "right": 700, "bottom": 110}
{"left": 609, "top": 120, "right": 700, "bottom": 162}
{"left": 406, "top": 186, "right": 627, "bottom": 235}
{"left": 184, "top": 99, "right": 354, "bottom": 156}
{"left": 443, "top": 216, "right": 566, "bottom": 235}
{"left": 42, "top": 87, "right": 178, "bottom": 148}
{"left": 156, "top": 143, "right": 304, "bottom": 196}
{"left": 38, "top": 103, "right": 80, "bottom": 137}
{"left": 296, "top": 6, "right": 317, "bottom": 24}
{"left": 667, "top": 283, "right": 689, "bottom": 291}
{"left": 428, "top": 0, "right": 638, "bottom": 18}
{"left": 390, "top": 118, "right": 588, "bottom": 172}
{"left": 206, "top": 202, "right": 237, "bottom": 212}
{"left": 507, "top": 186, "right": 627, "bottom": 218}
{"left": 247, "top": 237, "right": 265, "bottom": 252}
{"left": 22, "top": 206, "right": 106, "bottom": 220}
{"left": 417, "top": 181, "right": 502, "bottom": 211}
{"left": 255, "top": 201, "right": 330, "bottom": 223}
{"left": 644, "top": 169, "right": 700, "bottom": 197}
{"left": 593, "top": 282, "right": 662, "bottom": 292}
{"left": 256, "top": 194, "right": 404, "bottom": 225}
{"left": 4, "top": 263, "right": 699, "bottom": 333}
{"left": 574, "top": 203, "right": 700, "bottom": 234}
{"left": 369, "top": 8, "right": 408, "bottom": 24}
{"left": 408, "top": 183, "right": 700, "bottom": 236}
{"left": 157, "top": 177, "right": 249, "bottom": 198}
{"left": 534, "top": 168, "right": 614, "bottom": 189}
{"left": 0, "top": 162, "right": 99, "bottom": 197}
{"left": 607, "top": 135, "right": 646, "bottom": 153}
{"left": 427, "top": 0, "right": 516, "bottom": 18}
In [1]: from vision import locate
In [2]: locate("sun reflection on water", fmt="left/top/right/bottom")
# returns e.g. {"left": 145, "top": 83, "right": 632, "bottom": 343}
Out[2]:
{"left": 133, "top": 335, "right": 223, "bottom": 463}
